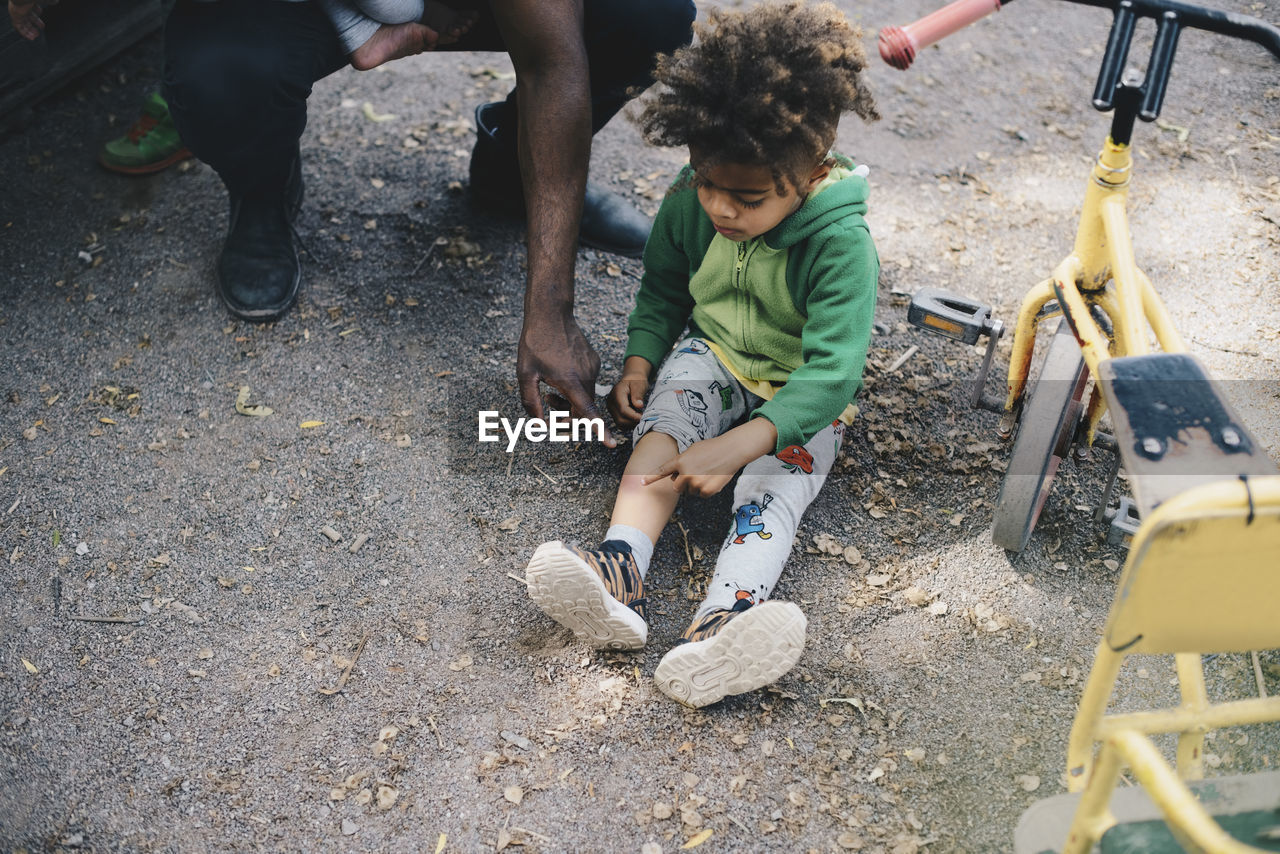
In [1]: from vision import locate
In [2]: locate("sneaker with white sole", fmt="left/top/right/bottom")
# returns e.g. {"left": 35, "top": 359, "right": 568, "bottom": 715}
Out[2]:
{"left": 653, "top": 601, "right": 806, "bottom": 708}
{"left": 525, "top": 540, "right": 648, "bottom": 650}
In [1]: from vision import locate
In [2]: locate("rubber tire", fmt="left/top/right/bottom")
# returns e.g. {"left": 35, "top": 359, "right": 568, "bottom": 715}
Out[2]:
{"left": 992, "top": 320, "right": 1089, "bottom": 553}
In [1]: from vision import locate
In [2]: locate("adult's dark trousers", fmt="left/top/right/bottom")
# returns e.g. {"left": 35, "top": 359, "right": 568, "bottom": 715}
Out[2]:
{"left": 162, "top": 0, "right": 696, "bottom": 198}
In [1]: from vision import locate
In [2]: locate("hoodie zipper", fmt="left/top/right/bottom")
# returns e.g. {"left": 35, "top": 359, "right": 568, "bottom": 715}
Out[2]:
{"left": 734, "top": 239, "right": 756, "bottom": 365}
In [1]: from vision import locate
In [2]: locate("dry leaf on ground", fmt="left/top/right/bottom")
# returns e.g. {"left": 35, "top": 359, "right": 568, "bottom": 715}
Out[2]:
{"left": 362, "top": 102, "right": 397, "bottom": 122}
{"left": 681, "top": 829, "right": 713, "bottom": 849}
{"left": 234, "top": 386, "right": 273, "bottom": 417}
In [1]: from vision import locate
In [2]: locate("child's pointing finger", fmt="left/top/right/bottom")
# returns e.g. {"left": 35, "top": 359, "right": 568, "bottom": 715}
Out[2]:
{"left": 640, "top": 457, "right": 680, "bottom": 487}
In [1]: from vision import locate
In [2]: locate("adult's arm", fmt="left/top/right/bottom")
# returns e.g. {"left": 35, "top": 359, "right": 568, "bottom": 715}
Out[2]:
{"left": 491, "top": 0, "right": 600, "bottom": 427}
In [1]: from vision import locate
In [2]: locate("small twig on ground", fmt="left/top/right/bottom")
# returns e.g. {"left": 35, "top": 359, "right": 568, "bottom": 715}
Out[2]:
{"left": 408, "top": 241, "right": 438, "bottom": 278}
{"left": 887, "top": 344, "right": 920, "bottom": 374}
{"left": 676, "top": 520, "right": 694, "bottom": 574}
{"left": 427, "top": 715, "right": 444, "bottom": 749}
{"left": 1189, "top": 337, "right": 1266, "bottom": 359}
{"left": 511, "top": 827, "right": 551, "bottom": 843}
{"left": 1252, "top": 651, "right": 1268, "bottom": 699}
{"left": 318, "top": 631, "right": 369, "bottom": 695}
{"left": 68, "top": 614, "right": 141, "bottom": 624}
{"left": 506, "top": 572, "right": 528, "bottom": 586}
{"left": 728, "top": 814, "right": 752, "bottom": 835}
{"left": 531, "top": 464, "right": 557, "bottom": 485}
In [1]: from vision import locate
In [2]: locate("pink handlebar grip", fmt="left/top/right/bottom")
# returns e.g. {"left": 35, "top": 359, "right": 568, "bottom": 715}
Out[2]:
{"left": 879, "top": 0, "right": 1004, "bottom": 69}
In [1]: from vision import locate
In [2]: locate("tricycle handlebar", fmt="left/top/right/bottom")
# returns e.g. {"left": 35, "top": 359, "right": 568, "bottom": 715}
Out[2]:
{"left": 878, "top": 0, "right": 1008, "bottom": 70}
{"left": 879, "top": 0, "right": 1280, "bottom": 73}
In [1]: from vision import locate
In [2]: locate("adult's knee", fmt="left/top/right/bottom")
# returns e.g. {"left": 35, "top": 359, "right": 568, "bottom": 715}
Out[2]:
{"left": 169, "top": 46, "right": 279, "bottom": 134}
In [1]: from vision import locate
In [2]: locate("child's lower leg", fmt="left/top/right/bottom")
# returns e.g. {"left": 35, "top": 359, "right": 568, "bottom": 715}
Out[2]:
{"left": 609, "top": 431, "right": 682, "bottom": 547}
{"left": 522, "top": 431, "right": 683, "bottom": 650}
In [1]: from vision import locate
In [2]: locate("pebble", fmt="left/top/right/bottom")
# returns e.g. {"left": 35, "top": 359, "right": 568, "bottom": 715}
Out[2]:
{"left": 341, "top": 819, "right": 358, "bottom": 836}
{"left": 500, "top": 730, "right": 533, "bottom": 751}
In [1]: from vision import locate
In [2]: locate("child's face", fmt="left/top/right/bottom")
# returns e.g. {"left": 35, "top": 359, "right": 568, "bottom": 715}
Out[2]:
{"left": 689, "top": 153, "right": 828, "bottom": 242}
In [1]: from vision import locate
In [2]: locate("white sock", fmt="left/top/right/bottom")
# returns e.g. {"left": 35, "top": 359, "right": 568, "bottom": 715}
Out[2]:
{"left": 603, "top": 524, "right": 654, "bottom": 579}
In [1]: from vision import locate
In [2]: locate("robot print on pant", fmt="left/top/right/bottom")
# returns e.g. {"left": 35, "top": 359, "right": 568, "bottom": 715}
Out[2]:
{"left": 728, "top": 493, "right": 774, "bottom": 544}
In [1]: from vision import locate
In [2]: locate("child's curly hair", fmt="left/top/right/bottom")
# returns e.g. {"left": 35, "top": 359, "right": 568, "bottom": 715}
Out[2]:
{"left": 637, "top": 1, "right": 879, "bottom": 193}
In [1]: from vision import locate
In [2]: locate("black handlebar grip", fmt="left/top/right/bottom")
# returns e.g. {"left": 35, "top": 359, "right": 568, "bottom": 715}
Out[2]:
{"left": 1093, "top": 1, "right": 1137, "bottom": 110}
{"left": 1140, "top": 12, "right": 1183, "bottom": 120}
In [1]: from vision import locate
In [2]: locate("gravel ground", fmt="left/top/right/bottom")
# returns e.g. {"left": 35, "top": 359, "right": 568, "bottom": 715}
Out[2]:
{"left": 2, "top": 1, "right": 1278, "bottom": 852}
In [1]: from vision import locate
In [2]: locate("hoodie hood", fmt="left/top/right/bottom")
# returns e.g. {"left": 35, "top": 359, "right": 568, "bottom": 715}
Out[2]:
{"left": 764, "top": 157, "right": 870, "bottom": 250}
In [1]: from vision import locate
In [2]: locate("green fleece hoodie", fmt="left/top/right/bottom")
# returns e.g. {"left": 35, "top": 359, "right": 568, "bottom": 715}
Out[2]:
{"left": 625, "top": 156, "right": 879, "bottom": 453}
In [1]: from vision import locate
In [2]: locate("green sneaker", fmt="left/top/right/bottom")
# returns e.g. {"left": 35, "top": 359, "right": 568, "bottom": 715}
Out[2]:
{"left": 99, "top": 92, "right": 192, "bottom": 175}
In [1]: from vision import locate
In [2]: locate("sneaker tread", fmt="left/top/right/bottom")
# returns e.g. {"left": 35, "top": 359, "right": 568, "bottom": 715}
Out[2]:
{"left": 526, "top": 541, "right": 647, "bottom": 650}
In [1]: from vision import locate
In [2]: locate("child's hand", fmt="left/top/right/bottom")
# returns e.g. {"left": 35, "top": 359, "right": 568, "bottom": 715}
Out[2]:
{"left": 8, "top": 0, "right": 44, "bottom": 40}
{"left": 607, "top": 356, "right": 652, "bottom": 431}
{"left": 641, "top": 419, "right": 779, "bottom": 498}
{"left": 608, "top": 376, "right": 648, "bottom": 429}
{"left": 642, "top": 435, "right": 743, "bottom": 497}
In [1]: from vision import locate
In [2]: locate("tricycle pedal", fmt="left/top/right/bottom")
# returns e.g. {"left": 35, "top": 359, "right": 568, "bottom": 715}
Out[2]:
{"left": 908, "top": 287, "right": 996, "bottom": 345}
{"left": 1105, "top": 496, "right": 1141, "bottom": 549}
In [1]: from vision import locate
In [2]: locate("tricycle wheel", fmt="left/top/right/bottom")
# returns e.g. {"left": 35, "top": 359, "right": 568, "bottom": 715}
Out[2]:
{"left": 992, "top": 320, "right": 1089, "bottom": 553}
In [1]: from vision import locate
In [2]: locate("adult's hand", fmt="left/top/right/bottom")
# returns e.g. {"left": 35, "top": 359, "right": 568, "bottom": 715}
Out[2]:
{"left": 518, "top": 307, "right": 617, "bottom": 447}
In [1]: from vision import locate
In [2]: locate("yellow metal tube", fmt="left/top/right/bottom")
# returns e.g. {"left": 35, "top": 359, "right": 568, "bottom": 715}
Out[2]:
{"left": 1099, "top": 195, "right": 1150, "bottom": 356}
{"left": 1067, "top": 640, "right": 1124, "bottom": 792}
{"left": 1005, "top": 278, "right": 1059, "bottom": 410}
{"left": 1053, "top": 265, "right": 1112, "bottom": 376}
{"left": 1175, "top": 653, "right": 1208, "bottom": 780}
{"left": 1096, "top": 695, "right": 1280, "bottom": 737}
{"left": 1083, "top": 381, "right": 1106, "bottom": 446}
{"left": 1108, "top": 730, "right": 1261, "bottom": 853}
{"left": 1138, "top": 268, "right": 1187, "bottom": 353}
{"left": 1071, "top": 139, "right": 1132, "bottom": 291}
{"left": 1062, "top": 737, "right": 1123, "bottom": 854}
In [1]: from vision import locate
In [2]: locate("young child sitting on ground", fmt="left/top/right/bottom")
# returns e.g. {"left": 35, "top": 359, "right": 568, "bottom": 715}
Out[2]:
{"left": 524, "top": 1, "right": 880, "bottom": 708}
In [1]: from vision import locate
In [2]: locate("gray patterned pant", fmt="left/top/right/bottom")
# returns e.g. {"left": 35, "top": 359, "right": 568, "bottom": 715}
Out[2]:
{"left": 634, "top": 338, "right": 843, "bottom": 617}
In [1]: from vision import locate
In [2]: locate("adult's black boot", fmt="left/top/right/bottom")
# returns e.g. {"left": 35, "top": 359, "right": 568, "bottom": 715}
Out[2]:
{"left": 469, "top": 102, "right": 652, "bottom": 259}
{"left": 217, "top": 157, "right": 303, "bottom": 322}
